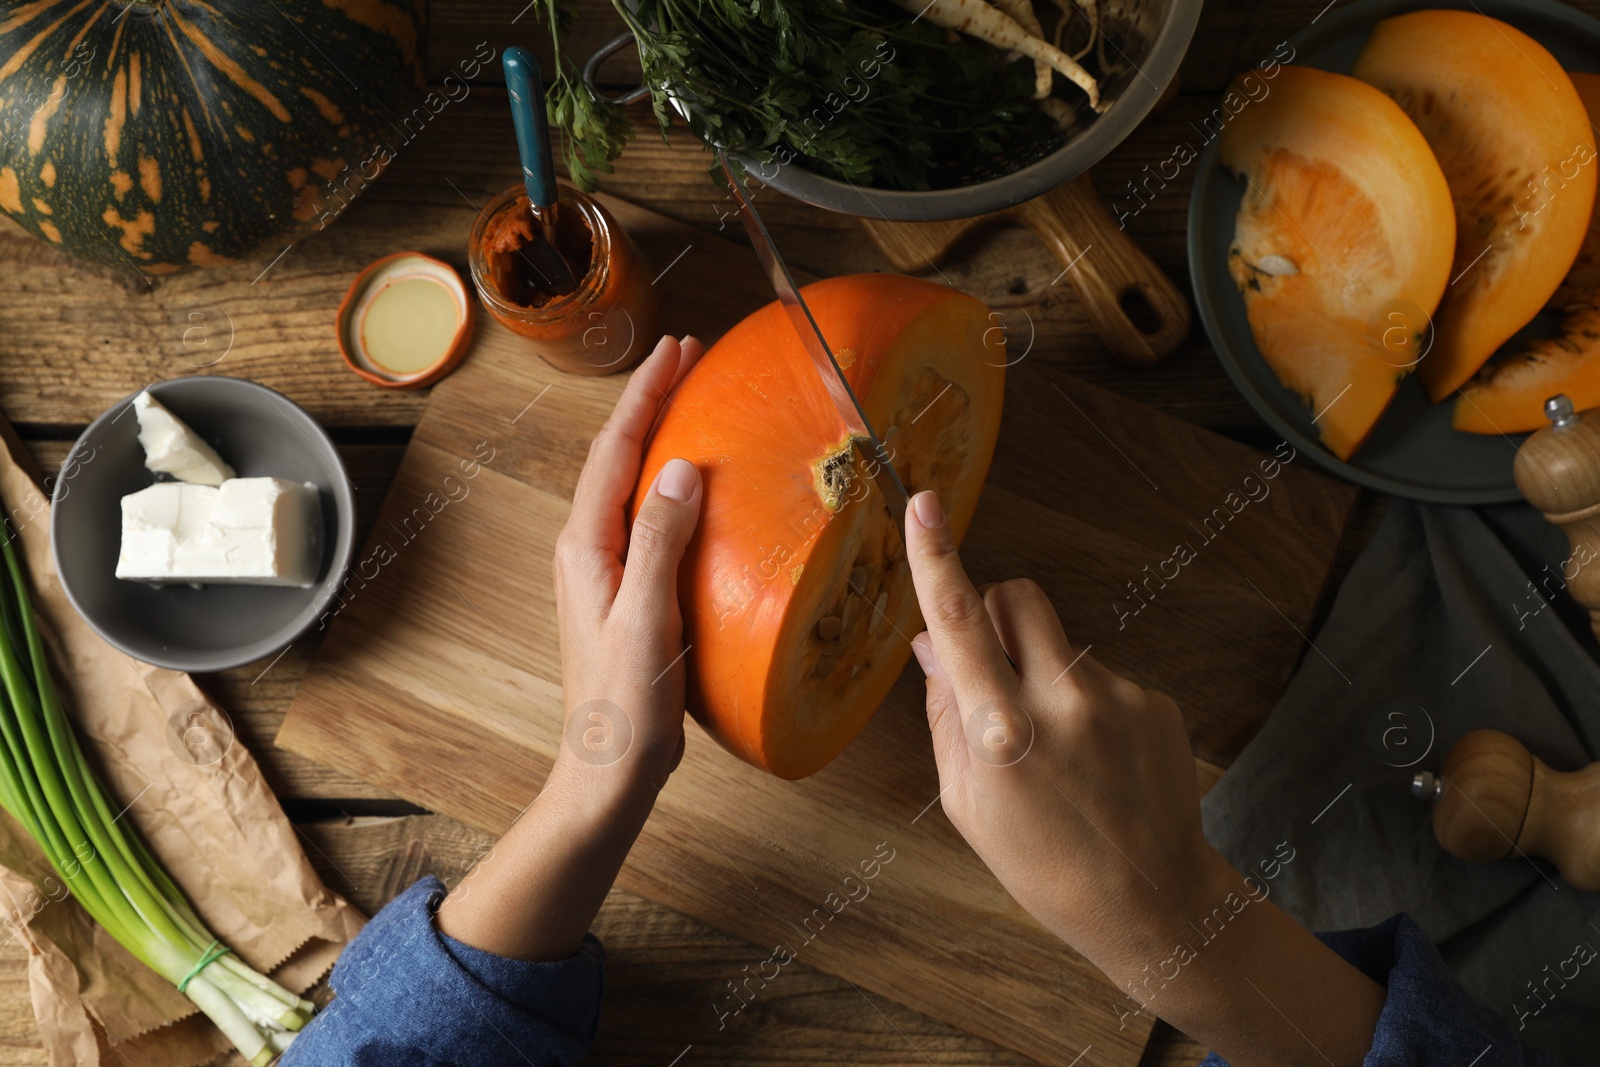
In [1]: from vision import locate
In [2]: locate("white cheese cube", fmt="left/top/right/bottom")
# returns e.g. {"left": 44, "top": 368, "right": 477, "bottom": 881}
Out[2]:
{"left": 133, "top": 391, "right": 235, "bottom": 486}
{"left": 116, "top": 478, "right": 322, "bottom": 587}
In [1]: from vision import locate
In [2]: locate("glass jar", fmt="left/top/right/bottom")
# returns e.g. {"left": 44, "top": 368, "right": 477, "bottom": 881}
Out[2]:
{"left": 468, "top": 182, "right": 662, "bottom": 376}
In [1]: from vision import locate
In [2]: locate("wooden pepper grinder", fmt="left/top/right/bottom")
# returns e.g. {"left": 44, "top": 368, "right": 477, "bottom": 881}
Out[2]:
{"left": 1412, "top": 730, "right": 1600, "bottom": 890}
{"left": 1514, "top": 394, "right": 1600, "bottom": 642}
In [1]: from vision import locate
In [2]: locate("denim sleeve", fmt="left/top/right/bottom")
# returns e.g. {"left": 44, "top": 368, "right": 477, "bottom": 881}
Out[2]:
{"left": 1200, "top": 914, "right": 1561, "bottom": 1066}
{"left": 281, "top": 876, "right": 605, "bottom": 1067}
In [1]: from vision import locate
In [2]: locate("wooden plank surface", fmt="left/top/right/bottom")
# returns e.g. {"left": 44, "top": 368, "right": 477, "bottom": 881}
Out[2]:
{"left": 0, "top": 0, "right": 1474, "bottom": 1062}
{"left": 0, "top": 91, "right": 1242, "bottom": 431}
{"left": 0, "top": 815, "right": 1208, "bottom": 1067}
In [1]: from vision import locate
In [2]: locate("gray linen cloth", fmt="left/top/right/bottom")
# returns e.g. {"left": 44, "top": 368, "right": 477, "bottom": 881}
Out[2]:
{"left": 1201, "top": 500, "right": 1600, "bottom": 1064}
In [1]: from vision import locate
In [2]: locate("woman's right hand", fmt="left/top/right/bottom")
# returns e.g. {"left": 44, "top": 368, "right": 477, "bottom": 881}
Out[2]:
{"left": 902, "top": 489, "right": 1220, "bottom": 976}
{"left": 902, "top": 489, "right": 1385, "bottom": 1067}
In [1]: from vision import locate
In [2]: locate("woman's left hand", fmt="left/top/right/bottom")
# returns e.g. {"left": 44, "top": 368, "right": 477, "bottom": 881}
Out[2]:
{"left": 436, "top": 334, "right": 704, "bottom": 961}
{"left": 550, "top": 333, "right": 705, "bottom": 796}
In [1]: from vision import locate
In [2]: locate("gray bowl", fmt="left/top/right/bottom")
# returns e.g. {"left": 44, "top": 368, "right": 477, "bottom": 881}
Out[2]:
{"left": 582, "top": 0, "right": 1202, "bottom": 221}
{"left": 747, "top": 0, "right": 1202, "bottom": 220}
{"left": 51, "top": 377, "right": 356, "bottom": 672}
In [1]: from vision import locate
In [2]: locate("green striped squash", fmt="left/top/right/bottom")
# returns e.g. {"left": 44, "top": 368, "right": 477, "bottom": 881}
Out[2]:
{"left": 0, "top": 1, "right": 426, "bottom": 274}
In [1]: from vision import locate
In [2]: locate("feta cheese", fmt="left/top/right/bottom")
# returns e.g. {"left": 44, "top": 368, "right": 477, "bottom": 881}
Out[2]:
{"left": 116, "top": 477, "right": 322, "bottom": 587}
{"left": 132, "top": 391, "right": 235, "bottom": 486}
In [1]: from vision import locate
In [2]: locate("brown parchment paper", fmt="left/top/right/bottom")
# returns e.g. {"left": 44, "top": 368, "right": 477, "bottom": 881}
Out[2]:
{"left": 0, "top": 419, "right": 365, "bottom": 1065}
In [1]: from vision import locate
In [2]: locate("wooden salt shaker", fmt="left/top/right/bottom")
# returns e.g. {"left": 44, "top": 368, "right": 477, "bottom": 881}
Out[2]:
{"left": 1514, "top": 395, "right": 1600, "bottom": 642}
{"left": 1413, "top": 730, "right": 1600, "bottom": 890}
{"left": 1410, "top": 398, "right": 1600, "bottom": 887}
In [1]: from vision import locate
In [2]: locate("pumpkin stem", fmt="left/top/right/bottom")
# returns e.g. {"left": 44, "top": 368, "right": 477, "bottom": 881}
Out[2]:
{"left": 812, "top": 436, "right": 867, "bottom": 513}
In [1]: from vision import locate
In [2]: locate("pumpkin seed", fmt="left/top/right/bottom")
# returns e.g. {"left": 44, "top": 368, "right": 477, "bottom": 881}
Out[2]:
{"left": 870, "top": 592, "right": 890, "bottom": 635}
{"left": 1256, "top": 254, "right": 1299, "bottom": 276}
{"left": 816, "top": 615, "right": 843, "bottom": 641}
{"left": 849, "top": 565, "right": 870, "bottom": 595}
{"left": 841, "top": 595, "right": 862, "bottom": 637}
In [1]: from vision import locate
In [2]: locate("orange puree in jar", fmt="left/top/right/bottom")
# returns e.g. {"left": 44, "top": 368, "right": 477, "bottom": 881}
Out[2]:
{"left": 481, "top": 195, "right": 591, "bottom": 306}
{"left": 469, "top": 183, "right": 662, "bottom": 376}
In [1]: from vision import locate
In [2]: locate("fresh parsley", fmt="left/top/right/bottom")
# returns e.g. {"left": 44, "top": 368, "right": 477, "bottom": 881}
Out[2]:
{"left": 543, "top": 0, "right": 1060, "bottom": 190}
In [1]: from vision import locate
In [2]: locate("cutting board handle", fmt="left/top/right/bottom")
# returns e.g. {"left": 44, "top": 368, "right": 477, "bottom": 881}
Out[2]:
{"left": 1019, "top": 174, "right": 1191, "bottom": 366}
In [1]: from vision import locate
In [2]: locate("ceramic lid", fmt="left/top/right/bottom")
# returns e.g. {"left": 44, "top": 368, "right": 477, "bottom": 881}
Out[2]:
{"left": 337, "top": 252, "right": 475, "bottom": 389}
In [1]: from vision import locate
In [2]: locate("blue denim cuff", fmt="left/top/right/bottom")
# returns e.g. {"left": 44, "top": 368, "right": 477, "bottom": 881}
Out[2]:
{"left": 288, "top": 876, "right": 605, "bottom": 1067}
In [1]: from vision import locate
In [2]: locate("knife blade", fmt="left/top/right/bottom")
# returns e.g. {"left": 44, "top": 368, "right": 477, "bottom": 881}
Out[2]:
{"left": 716, "top": 151, "right": 910, "bottom": 540}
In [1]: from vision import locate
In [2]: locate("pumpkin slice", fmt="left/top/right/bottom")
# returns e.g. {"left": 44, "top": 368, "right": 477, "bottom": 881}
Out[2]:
{"left": 1218, "top": 66, "right": 1455, "bottom": 460}
{"left": 1455, "top": 288, "right": 1600, "bottom": 433}
{"left": 1352, "top": 10, "right": 1597, "bottom": 402}
{"left": 1552, "top": 73, "right": 1600, "bottom": 304}
{"left": 632, "top": 275, "right": 1005, "bottom": 779}
{"left": 1455, "top": 71, "right": 1600, "bottom": 434}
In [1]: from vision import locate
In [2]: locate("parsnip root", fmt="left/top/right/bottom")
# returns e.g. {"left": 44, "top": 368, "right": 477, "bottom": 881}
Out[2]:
{"left": 988, "top": 0, "right": 1054, "bottom": 98}
{"left": 1036, "top": 95, "right": 1076, "bottom": 128}
{"left": 892, "top": 0, "right": 1103, "bottom": 110}
{"left": 1049, "top": 0, "right": 1100, "bottom": 61}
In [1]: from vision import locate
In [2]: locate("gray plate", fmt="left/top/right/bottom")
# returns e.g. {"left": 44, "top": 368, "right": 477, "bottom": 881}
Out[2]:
{"left": 1187, "top": 0, "right": 1600, "bottom": 504}
{"left": 51, "top": 377, "right": 356, "bottom": 672}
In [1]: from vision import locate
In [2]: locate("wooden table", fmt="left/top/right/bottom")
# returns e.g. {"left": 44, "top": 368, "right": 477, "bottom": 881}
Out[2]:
{"left": 1, "top": 0, "right": 1538, "bottom": 1061}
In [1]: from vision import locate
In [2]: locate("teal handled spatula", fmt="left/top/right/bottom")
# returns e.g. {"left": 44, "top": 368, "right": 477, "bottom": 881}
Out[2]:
{"left": 502, "top": 46, "right": 579, "bottom": 295}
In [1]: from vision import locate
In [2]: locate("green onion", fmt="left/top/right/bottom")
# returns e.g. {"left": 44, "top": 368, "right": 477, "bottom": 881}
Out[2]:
{"left": 0, "top": 504, "right": 315, "bottom": 1064}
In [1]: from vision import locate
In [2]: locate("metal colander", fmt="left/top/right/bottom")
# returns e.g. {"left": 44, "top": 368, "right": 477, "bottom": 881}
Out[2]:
{"left": 583, "top": 0, "right": 1201, "bottom": 221}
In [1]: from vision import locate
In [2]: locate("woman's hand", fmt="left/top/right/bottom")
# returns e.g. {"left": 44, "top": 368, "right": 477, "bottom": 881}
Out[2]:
{"left": 550, "top": 334, "right": 706, "bottom": 797}
{"left": 903, "top": 490, "right": 1385, "bottom": 1067}
{"left": 904, "top": 490, "right": 1214, "bottom": 968}
{"left": 437, "top": 335, "right": 704, "bottom": 962}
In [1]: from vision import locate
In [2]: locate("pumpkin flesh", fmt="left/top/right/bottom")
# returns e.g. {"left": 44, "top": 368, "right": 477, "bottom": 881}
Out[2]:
{"left": 1352, "top": 9, "right": 1597, "bottom": 402}
{"left": 1456, "top": 289, "right": 1600, "bottom": 433}
{"left": 1552, "top": 73, "right": 1600, "bottom": 303}
{"left": 632, "top": 275, "right": 1005, "bottom": 779}
{"left": 1218, "top": 66, "right": 1455, "bottom": 460}
{"left": 1455, "top": 70, "right": 1600, "bottom": 434}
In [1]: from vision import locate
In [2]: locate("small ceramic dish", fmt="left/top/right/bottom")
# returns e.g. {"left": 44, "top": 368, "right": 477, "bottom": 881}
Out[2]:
{"left": 337, "top": 252, "right": 474, "bottom": 388}
{"left": 50, "top": 377, "right": 357, "bottom": 672}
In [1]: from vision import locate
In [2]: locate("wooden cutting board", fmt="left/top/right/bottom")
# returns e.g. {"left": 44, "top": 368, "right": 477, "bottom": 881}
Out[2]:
{"left": 278, "top": 194, "right": 1357, "bottom": 1066}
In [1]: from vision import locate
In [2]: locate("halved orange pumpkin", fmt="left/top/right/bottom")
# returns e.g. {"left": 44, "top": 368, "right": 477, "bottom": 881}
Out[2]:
{"left": 1456, "top": 70, "right": 1600, "bottom": 434}
{"left": 1218, "top": 65, "right": 1455, "bottom": 460}
{"left": 1352, "top": 10, "right": 1596, "bottom": 402}
{"left": 632, "top": 275, "right": 1006, "bottom": 779}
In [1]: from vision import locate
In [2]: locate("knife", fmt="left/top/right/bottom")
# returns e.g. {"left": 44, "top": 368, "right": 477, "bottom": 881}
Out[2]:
{"left": 715, "top": 150, "right": 911, "bottom": 541}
